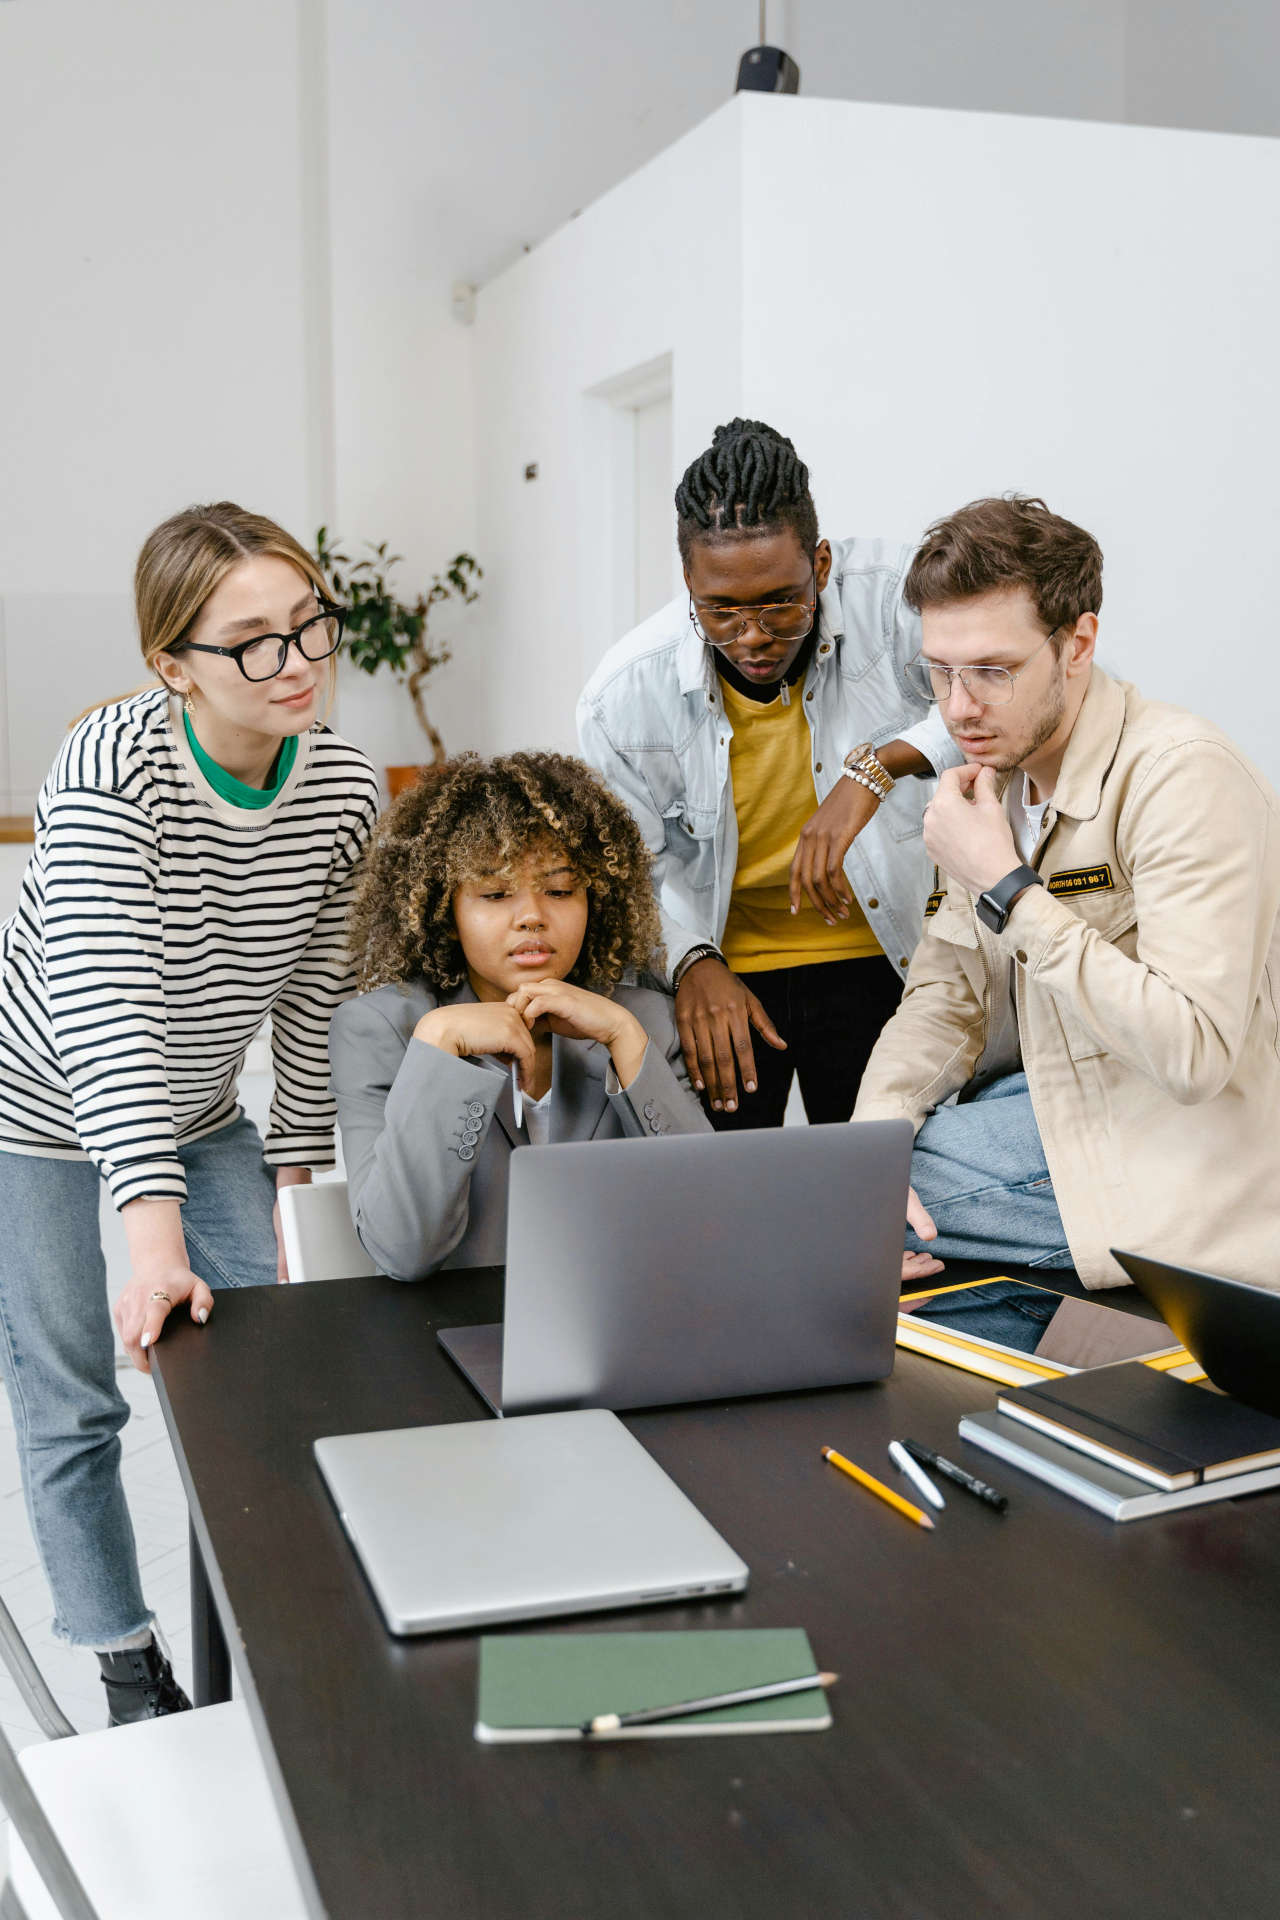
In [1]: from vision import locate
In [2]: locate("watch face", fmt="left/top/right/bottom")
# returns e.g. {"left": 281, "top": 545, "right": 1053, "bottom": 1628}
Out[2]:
{"left": 975, "top": 866, "right": 1039, "bottom": 935}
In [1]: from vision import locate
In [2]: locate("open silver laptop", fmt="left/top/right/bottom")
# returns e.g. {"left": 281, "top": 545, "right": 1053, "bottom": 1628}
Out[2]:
{"left": 439, "top": 1119, "right": 913, "bottom": 1415}
{"left": 313, "top": 1408, "right": 748, "bottom": 1635}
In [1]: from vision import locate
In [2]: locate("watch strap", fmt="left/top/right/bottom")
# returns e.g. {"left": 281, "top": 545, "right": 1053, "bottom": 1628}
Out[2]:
{"left": 842, "top": 742, "right": 895, "bottom": 801}
{"left": 672, "top": 943, "right": 723, "bottom": 989}
{"left": 840, "top": 767, "right": 887, "bottom": 803}
{"left": 976, "top": 864, "right": 1044, "bottom": 934}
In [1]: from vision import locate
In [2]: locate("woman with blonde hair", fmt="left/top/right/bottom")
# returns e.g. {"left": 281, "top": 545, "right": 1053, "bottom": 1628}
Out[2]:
{"left": 332, "top": 751, "right": 708, "bottom": 1281}
{"left": 0, "top": 502, "right": 378, "bottom": 1723}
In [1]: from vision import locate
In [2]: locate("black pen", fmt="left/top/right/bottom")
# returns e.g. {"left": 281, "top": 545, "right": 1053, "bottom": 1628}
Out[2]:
{"left": 902, "top": 1439, "right": 1008, "bottom": 1513}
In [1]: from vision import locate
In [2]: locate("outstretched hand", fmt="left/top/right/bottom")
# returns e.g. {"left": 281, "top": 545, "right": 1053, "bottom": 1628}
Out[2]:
{"left": 901, "top": 1184, "right": 944, "bottom": 1283}
{"left": 113, "top": 1265, "right": 213, "bottom": 1374}
{"left": 788, "top": 777, "right": 878, "bottom": 924}
{"left": 674, "top": 957, "right": 786, "bottom": 1112}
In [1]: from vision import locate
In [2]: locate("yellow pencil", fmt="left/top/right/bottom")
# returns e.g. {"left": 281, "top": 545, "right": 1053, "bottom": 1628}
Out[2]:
{"left": 821, "top": 1445, "right": 935, "bottom": 1531}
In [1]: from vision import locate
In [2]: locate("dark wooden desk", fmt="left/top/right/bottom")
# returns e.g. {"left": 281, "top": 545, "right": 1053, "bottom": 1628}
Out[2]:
{"left": 152, "top": 1268, "right": 1280, "bottom": 1920}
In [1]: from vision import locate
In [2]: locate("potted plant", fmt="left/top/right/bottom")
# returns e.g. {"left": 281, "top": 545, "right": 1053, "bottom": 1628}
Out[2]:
{"left": 314, "top": 529, "right": 482, "bottom": 795}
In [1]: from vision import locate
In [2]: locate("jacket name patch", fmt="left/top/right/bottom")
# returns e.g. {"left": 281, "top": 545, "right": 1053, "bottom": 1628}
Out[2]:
{"left": 1046, "top": 863, "right": 1114, "bottom": 897}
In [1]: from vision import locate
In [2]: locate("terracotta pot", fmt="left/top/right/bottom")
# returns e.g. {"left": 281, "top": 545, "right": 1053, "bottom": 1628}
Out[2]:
{"left": 385, "top": 765, "right": 427, "bottom": 800}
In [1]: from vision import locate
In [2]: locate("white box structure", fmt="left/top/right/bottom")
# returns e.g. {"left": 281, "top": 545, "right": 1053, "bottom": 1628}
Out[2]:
{"left": 473, "top": 93, "right": 1280, "bottom": 779}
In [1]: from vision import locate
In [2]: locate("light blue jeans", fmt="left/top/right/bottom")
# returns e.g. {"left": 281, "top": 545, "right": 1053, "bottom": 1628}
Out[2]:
{"left": 0, "top": 1114, "right": 278, "bottom": 1647}
{"left": 905, "top": 1072, "right": 1075, "bottom": 1270}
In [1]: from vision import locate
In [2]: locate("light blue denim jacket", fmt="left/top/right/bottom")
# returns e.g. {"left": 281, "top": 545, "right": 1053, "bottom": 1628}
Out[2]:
{"left": 577, "top": 536, "right": 963, "bottom": 983}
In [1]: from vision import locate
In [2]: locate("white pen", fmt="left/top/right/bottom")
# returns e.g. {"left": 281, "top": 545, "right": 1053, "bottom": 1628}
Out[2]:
{"left": 889, "top": 1439, "right": 945, "bottom": 1510}
{"left": 511, "top": 1059, "right": 524, "bottom": 1129}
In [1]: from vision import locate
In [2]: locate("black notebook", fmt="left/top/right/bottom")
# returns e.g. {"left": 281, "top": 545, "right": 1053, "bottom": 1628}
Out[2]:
{"left": 996, "top": 1363, "right": 1280, "bottom": 1491}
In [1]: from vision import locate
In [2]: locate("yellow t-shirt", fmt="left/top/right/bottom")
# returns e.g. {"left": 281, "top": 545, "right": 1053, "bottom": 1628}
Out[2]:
{"left": 719, "top": 678, "right": 882, "bottom": 973}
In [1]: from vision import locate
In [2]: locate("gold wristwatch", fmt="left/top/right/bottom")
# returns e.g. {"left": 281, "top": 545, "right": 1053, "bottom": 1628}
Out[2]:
{"left": 840, "top": 742, "right": 895, "bottom": 802}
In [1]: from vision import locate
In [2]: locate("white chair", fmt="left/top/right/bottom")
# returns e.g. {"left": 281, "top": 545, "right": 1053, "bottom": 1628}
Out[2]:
{"left": 0, "top": 1601, "right": 307, "bottom": 1920}
{"left": 278, "top": 1180, "right": 377, "bottom": 1283}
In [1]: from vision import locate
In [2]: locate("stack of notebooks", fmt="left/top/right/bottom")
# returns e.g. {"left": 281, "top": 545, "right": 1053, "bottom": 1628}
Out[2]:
{"left": 959, "top": 1362, "right": 1280, "bottom": 1521}
{"left": 897, "top": 1276, "right": 1203, "bottom": 1388}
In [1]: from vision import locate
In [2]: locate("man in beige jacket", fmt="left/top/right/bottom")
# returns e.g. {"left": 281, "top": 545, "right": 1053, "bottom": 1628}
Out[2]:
{"left": 854, "top": 495, "right": 1280, "bottom": 1291}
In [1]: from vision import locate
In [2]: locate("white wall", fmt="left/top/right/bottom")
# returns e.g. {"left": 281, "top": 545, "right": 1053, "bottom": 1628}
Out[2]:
{"left": 633, "top": 393, "right": 676, "bottom": 628}
{"left": 470, "top": 106, "right": 748, "bottom": 754}
{"left": 1125, "top": 0, "right": 1280, "bottom": 138}
{"left": 738, "top": 95, "right": 1280, "bottom": 778}
{"left": 0, "top": 0, "right": 483, "bottom": 816}
{"left": 786, "top": 1, "right": 1124, "bottom": 126}
{"left": 319, "top": 1, "right": 480, "bottom": 774}
{"left": 0, "top": 0, "right": 318, "bottom": 813}
{"left": 5, "top": 0, "right": 1280, "bottom": 825}
{"left": 473, "top": 93, "right": 1280, "bottom": 782}
{"left": 314, "top": 0, "right": 1280, "bottom": 787}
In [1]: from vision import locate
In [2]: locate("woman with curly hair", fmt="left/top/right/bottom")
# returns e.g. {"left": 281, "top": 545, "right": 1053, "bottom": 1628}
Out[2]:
{"left": 330, "top": 751, "right": 709, "bottom": 1280}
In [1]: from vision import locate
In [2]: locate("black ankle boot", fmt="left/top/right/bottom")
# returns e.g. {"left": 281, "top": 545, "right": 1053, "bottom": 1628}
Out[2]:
{"left": 97, "top": 1638, "right": 193, "bottom": 1726}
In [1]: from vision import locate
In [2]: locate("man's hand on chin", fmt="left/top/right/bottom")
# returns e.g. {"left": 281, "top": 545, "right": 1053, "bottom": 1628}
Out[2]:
{"left": 923, "top": 764, "right": 1020, "bottom": 897}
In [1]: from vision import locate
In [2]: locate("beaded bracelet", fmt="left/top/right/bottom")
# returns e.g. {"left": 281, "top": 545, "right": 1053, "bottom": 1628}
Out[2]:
{"left": 839, "top": 766, "right": 890, "bottom": 802}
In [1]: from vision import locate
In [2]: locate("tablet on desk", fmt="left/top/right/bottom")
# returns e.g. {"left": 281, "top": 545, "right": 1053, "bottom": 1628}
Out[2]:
{"left": 313, "top": 1408, "right": 748, "bottom": 1636}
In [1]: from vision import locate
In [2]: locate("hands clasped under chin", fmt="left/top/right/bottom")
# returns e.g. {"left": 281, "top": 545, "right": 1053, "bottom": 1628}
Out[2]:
{"left": 414, "top": 980, "right": 647, "bottom": 1094}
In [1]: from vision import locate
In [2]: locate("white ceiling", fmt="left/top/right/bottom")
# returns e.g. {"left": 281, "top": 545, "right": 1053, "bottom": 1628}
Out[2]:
{"left": 328, "top": 0, "right": 1280, "bottom": 292}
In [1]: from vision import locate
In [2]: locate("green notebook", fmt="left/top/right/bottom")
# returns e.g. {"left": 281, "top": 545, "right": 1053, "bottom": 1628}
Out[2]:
{"left": 475, "top": 1628, "right": 831, "bottom": 1743}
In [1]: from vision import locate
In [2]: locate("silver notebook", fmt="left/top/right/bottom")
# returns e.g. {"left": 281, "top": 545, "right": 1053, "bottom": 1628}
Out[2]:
{"left": 440, "top": 1118, "right": 913, "bottom": 1416}
{"left": 313, "top": 1408, "right": 748, "bottom": 1636}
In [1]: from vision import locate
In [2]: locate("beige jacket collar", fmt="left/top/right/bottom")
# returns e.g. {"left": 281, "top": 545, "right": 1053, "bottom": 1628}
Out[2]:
{"left": 1028, "top": 667, "right": 1128, "bottom": 826}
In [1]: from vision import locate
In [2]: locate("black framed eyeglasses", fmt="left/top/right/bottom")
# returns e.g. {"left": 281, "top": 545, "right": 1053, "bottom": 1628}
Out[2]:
{"left": 688, "top": 567, "right": 817, "bottom": 647}
{"left": 172, "top": 602, "right": 346, "bottom": 683}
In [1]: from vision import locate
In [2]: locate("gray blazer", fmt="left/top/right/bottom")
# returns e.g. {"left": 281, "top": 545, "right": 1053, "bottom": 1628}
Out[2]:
{"left": 329, "top": 978, "right": 710, "bottom": 1281}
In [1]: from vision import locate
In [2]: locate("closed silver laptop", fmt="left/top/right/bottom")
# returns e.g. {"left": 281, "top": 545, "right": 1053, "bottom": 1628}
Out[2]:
{"left": 313, "top": 1408, "right": 748, "bottom": 1635}
{"left": 440, "top": 1119, "right": 913, "bottom": 1415}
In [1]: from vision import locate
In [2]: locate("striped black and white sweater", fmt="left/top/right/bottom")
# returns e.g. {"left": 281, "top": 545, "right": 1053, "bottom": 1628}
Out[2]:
{"left": 0, "top": 690, "right": 379, "bottom": 1209}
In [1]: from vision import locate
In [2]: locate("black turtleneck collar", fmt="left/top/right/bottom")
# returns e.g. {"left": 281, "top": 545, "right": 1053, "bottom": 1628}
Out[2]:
{"left": 715, "top": 629, "right": 820, "bottom": 705}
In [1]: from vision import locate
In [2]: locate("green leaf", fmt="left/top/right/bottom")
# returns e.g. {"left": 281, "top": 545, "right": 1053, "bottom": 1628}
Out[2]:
{"left": 310, "top": 528, "right": 482, "bottom": 691}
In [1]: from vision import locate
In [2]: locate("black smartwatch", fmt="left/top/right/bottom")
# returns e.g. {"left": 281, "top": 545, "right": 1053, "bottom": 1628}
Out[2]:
{"left": 975, "top": 864, "right": 1043, "bottom": 934}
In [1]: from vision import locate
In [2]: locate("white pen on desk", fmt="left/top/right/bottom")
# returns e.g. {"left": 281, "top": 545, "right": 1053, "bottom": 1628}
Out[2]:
{"left": 889, "top": 1439, "right": 945, "bottom": 1511}
{"left": 511, "top": 1060, "right": 523, "bottom": 1129}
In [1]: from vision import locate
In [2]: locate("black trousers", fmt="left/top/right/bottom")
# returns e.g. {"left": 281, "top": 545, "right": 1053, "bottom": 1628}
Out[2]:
{"left": 706, "top": 954, "right": 904, "bottom": 1131}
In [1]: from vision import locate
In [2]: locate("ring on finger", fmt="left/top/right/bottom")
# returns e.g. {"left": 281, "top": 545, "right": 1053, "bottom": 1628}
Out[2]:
{"left": 148, "top": 1291, "right": 173, "bottom": 1304}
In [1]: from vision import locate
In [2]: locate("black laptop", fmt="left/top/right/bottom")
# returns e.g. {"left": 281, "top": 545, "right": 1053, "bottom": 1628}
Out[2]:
{"left": 1111, "top": 1248, "right": 1280, "bottom": 1417}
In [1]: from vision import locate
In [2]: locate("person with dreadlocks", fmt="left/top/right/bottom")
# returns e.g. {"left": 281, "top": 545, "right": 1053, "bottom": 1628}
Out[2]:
{"left": 578, "top": 418, "right": 961, "bottom": 1128}
{"left": 329, "top": 752, "right": 709, "bottom": 1280}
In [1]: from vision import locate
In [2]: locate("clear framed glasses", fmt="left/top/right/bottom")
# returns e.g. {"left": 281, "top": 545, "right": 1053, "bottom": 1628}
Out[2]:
{"left": 904, "top": 629, "right": 1060, "bottom": 706}
{"left": 688, "top": 567, "right": 817, "bottom": 647}
{"left": 173, "top": 603, "right": 346, "bottom": 682}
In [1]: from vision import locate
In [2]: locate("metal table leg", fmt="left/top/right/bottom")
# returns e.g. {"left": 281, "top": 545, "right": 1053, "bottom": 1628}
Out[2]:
{"left": 190, "top": 1516, "right": 231, "bottom": 1705}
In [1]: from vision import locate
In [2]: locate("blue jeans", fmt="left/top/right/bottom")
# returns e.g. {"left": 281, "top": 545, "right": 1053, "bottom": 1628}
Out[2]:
{"left": 0, "top": 1114, "right": 278, "bottom": 1647}
{"left": 905, "top": 1072, "right": 1074, "bottom": 1271}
